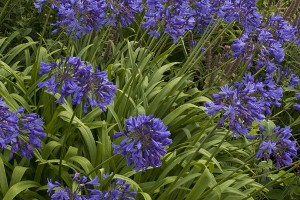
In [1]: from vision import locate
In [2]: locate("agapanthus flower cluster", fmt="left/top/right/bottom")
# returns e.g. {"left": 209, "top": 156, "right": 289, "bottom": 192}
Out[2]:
{"left": 275, "top": 67, "right": 300, "bottom": 88}
{"left": 267, "top": 15, "right": 297, "bottom": 43}
{"left": 216, "top": 0, "right": 262, "bottom": 33}
{"left": 232, "top": 28, "right": 286, "bottom": 71}
{"left": 231, "top": 13, "right": 298, "bottom": 79}
{"left": 256, "top": 125, "right": 298, "bottom": 169}
{"left": 294, "top": 18, "right": 300, "bottom": 45}
{"left": 141, "top": 0, "right": 263, "bottom": 42}
{"left": 34, "top": 0, "right": 296, "bottom": 45}
{"left": 38, "top": 56, "right": 117, "bottom": 112}
{"left": 35, "top": 0, "right": 108, "bottom": 39}
{"left": 164, "top": 1, "right": 195, "bottom": 42}
{"left": 101, "top": 173, "right": 137, "bottom": 200}
{"left": 47, "top": 173, "right": 137, "bottom": 200}
{"left": 105, "top": 0, "right": 144, "bottom": 27}
{"left": 142, "top": 0, "right": 195, "bottom": 42}
{"left": 0, "top": 98, "right": 46, "bottom": 159}
{"left": 257, "top": 28, "right": 285, "bottom": 63}
{"left": 47, "top": 173, "right": 101, "bottom": 199}
{"left": 205, "top": 73, "right": 282, "bottom": 137}
{"left": 112, "top": 114, "right": 172, "bottom": 171}
{"left": 34, "top": 0, "right": 144, "bottom": 39}
{"left": 294, "top": 93, "right": 300, "bottom": 110}
{"left": 193, "top": 0, "right": 263, "bottom": 37}
{"left": 192, "top": 0, "right": 214, "bottom": 34}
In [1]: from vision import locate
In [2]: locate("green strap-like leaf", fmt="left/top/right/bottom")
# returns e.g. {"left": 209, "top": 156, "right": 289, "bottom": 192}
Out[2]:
{"left": 114, "top": 174, "right": 143, "bottom": 192}
{"left": 162, "top": 103, "right": 199, "bottom": 125}
{"left": 10, "top": 166, "right": 28, "bottom": 187}
{"left": 140, "top": 192, "right": 152, "bottom": 200}
{"left": 68, "top": 156, "right": 96, "bottom": 177}
{"left": 3, "top": 181, "right": 40, "bottom": 200}
{"left": 186, "top": 167, "right": 214, "bottom": 200}
{"left": 0, "top": 157, "right": 8, "bottom": 195}
{"left": 170, "top": 173, "right": 202, "bottom": 193}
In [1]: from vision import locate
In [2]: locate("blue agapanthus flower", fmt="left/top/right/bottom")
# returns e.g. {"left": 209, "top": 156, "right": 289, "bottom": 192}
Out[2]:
{"left": 105, "top": 0, "right": 144, "bottom": 27}
{"left": 0, "top": 99, "right": 19, "bottom": 150}
{"left": 38, "top": 57, "right": 117, "bottom": 112}
{"left": 142, "top": 0, "right": 196, "bottom": 42}
{"left": 217, "top": 0, "right": 262, "bottom": 33}
{"left": 47, "top": 173, "right": 101, "bottom": 200}
{"left": 230, "top": 12, "right": 297, "bottom": 79}
{"left": 267, "top": 15, "right": 296, "bottom": 43}
{"left": 47, "top": 172, "right": 137, "bottom": 200}
{"left": 205, "top": 73, "right": 282, "bottom": 137}
{"left": 294, "top": 93, "right": 300, "bottom": 110}
{"left": 275, "top": 67, "right": 300, "bottom": 89}
{"left": 104, "top": 179, "right": 136, "bottom": 200}
{"left": 34, "top": 0, "right": 47, "bottom": 12}
{"left": 34, "top": 0, "right": 144, "bottom": 39}
{"left": 256, "top": 126, "right": 298, "bottom": 169}
{"left": 35, "top": 0, "right": 108, "bottom": 39}
{"left": 112, "top": 114, "right": 172, "bottom": 171}
{"left": 0, "top": 99, "right": 46, "bottom": 159}
{"left": 101, "top": 173, "right": 137, "bottom": 200}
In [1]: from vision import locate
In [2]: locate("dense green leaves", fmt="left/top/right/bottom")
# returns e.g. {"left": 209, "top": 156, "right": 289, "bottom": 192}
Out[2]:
{"left": 0, "top": 1, "right": 299, "bottom": 199}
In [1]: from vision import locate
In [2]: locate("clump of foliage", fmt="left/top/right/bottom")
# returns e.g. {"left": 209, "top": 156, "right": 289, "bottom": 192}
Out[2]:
{"left": 0, "top": 0, "right": 299, "bottom": 199}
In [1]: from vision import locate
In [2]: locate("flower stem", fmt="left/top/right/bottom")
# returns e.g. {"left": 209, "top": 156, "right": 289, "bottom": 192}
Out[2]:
{"left": 59, "top": 105, "right": 79, "bottom": 181}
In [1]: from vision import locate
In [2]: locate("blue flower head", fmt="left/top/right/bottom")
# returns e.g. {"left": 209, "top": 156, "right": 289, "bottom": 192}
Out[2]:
{"left": 256, "top": 126, "right": 298, "bottom": 169}
{"left": 0, "top": 99, "right": 18, "bottom": 150}
{"left": 47, "top": 173, "right": 101, "bottom": 200}
{"left": 35, "top": 0, "right": 108, "bottom": 39}
{"left": 106, "top": 0, "right": 144, "bottom": 27}
{"left": 294, "top": 93, "right": 300, "bottom": 110}
{"left": 275, "top": 67, "right": 300, "bottom": 88}
{"left": 218, "top": 0, "right": 262, "bottom": 32}
{"left": 142, "top": 0, "right": 196, "bottom": 42}
{"left": 205, "top": 73, "right": 282, "bottom": 137}
{"left": 101, "top": 173, "right": 137, "bottom": 200}
{"left": 0, "top": 98, "right": 46, "bottom": 159}
{"left": 112, "top": 114, "right": 172, "bottom": 171}
{"left": 38, "top": 57, "right": 117, "bottom": 112}
{"left": 35, "top": 0, "right": 144, "bottom": 39}
{"left": 230, "top": 12, "right": 297, "bottom": 80}
{"left": 34, "top": 0, "right": 47, "bottom": 12}
{"left": 47, "top": 172, "right": 136, "bottom": 200}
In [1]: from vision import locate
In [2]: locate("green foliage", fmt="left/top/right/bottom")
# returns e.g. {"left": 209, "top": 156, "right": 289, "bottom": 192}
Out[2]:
{"left": 0, "top": 1, "right": 299, "bottom": 199}
{"left": 0, "top": 0, "right": 53, "bottom": 40}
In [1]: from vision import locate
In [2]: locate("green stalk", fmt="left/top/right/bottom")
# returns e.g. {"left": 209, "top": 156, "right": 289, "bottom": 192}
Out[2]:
{"left": 270, "top": 108, "right": 288, "bottom": 120}
{"left": 32, "top": 7, "right": 52, "bottom": 106}
{"left": 114, "top": 40, "right": 141, "bottom": 118}
{"left": 58, "top": 105, "right": 80, "bottom": 180}
{"left": 179, "top": 19, "right": 228, "bottom": 76}
{"left": 87, "top": 154, "right": 119, "bottom": 176}
{"left": 228, "top": 140, "right": 260, "bottom": 153}
{"left": 181, "top": 20, "right": 216, "bottom": 71}
{"left": 185, "top": 22, "right": 231, "bottom": 75}
{"left": 133, "top": 14, "right": 146, "bottom": 43}
{"left": 191, "top": 118, "right": 215, "bottom": 146}
{"left": 90, "top": 27, "right": 111, "bottom": 62}
{"left": 204, "top": 129, "right": 231, "bottom": 166}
